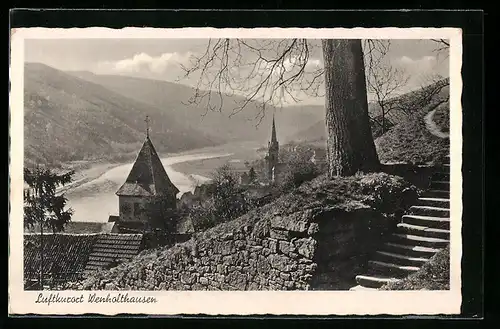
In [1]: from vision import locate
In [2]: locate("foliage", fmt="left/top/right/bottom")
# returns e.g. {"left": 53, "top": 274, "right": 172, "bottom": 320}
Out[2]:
{"left": 356, "top": 172, "right": 420, "bottom": 218}
{"left": 288, "top": 172, "right": 421, "bottom": 219}
{"left": 248, "top": 167, "right": 257, "bottom": 183}
{"left": 189, "top": 164, "right": 251, "bottom": 231}
{"left": 24, "top": 167, "right": 74, "bottom": 233}
{"left": 277, "top": 145, "right": 323, "bottom": 191}
{"left": 432, "top": 102, "right": 450, "bottom": 133}
{"left": 370, "top": 116, "right": 395, "bottom": 139}
{"left": 375, "top": 100, "right": 450, "bottom": 165}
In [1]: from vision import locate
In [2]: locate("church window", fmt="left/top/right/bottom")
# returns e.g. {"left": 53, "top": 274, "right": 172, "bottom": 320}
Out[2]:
{"left": 134, "top": 202, "right": 142, "bottom": 216}
{"left": 121, "top": 202, "right": 131, "bottom": 215}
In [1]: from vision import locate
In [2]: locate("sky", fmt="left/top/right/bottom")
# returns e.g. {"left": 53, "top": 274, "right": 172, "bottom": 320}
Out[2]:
{"left": 25, "top": 38, "right": 449, "bottom": 105}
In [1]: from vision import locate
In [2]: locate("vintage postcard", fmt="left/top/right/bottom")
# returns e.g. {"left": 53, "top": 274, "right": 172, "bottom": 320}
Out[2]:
{"left": 9, "top": 27, "right": 462, "bottom": 316}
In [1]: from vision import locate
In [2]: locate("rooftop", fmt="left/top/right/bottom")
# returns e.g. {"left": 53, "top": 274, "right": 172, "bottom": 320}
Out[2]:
{"left": 116, "top": 136, "right": 179, "bottom": 197}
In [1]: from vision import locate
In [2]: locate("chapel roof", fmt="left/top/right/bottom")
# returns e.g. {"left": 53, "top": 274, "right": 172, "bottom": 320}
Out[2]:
{"left": 116, "top": 136, "right": 179, "bottom": 197}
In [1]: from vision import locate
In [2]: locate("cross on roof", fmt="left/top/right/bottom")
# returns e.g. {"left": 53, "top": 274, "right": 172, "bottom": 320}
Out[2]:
{"left": 145, "top": 115, "right": 150, "bottom": 138}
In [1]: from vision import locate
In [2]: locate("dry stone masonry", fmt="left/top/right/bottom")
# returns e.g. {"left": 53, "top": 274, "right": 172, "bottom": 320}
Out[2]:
{"left": 66, "top": 173, "right": 419, "bottom": 291}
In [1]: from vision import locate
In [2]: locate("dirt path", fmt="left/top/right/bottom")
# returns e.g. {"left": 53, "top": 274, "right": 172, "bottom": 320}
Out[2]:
{"left": 424, "top": 109, "right": 449, "bottom": 139}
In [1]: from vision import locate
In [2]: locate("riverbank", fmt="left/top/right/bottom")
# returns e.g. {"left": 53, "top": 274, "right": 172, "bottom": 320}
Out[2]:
{"left": 57, "top": 162, "right": 121, "bottom": 195}
{"left": 170, "top": 141, "right": 265, "bottom": 177}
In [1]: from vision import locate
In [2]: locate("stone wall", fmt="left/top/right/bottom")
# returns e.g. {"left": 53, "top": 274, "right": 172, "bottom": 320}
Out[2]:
{"left": 71, "top": 208, "right": 392, "bottom": 291}
{"left": 69, "top": 173, "right": 417, "bottom": 291}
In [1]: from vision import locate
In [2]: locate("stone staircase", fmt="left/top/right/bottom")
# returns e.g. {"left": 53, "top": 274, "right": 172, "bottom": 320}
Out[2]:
{"left": 350, "top": 155, "right": 450, "bottom": 291}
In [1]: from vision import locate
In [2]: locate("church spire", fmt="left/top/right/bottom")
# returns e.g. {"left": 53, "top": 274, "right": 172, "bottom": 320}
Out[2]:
{"left": 271, "top": 114, "right": 277, "bottom": 144}
{"left": 145, "top": 115, "right": 150, "bottom": 139}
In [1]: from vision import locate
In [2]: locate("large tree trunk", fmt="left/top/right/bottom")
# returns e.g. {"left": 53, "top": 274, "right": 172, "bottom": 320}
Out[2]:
{"left": 322, "top": 39, "right": 380, "bottom": 177}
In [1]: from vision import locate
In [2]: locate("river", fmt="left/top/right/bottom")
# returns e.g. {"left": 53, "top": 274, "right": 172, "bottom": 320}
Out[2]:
{"left": 64, "top": 152, "right": 233, "bottom": 223}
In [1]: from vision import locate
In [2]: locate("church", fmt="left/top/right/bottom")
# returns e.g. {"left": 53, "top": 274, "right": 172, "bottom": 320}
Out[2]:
{"left": 115, "top": 136, "right": 179, "bottom": 224}
{"left": 112, "top": 116, "right": 193, "bottom": 236}
{"left": 264, "top": 115, "right": 286, "bottom": 184}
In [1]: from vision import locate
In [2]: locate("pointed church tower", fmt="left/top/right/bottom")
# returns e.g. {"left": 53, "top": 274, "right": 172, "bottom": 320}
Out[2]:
{"left": 267, "top": 114, "right": 279, "bottom": 182}
{"left": 116, "top": 117, "right": 179, "bottom": 223}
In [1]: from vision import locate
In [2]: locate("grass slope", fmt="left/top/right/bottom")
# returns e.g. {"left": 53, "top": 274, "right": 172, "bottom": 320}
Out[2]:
{"left": 291, "top": 79, "right": 450, "bottom": 144}
{"left": 24, "top": 63, "right": 220, "bottom": 166}
{"left": 375, "top": 99, "right": 450, "bottom": 165}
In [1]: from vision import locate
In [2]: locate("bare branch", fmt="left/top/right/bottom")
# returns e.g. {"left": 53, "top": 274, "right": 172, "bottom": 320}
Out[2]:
{"left": 179, "top": 39, "right": 325, "bottom": 125}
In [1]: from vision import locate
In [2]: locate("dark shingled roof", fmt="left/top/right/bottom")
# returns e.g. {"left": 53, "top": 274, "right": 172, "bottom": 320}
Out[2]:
{"left": 24, "top": 233, "right": 99, "bottom": 281}
{"left": 24, "top": 233, "right": 146, "bottom": 283}
{"left": 84, "top": 234, "right": 144, "bottom": 273}
{"left": 116, "top": 137, "right": 179, "bottom": 197}
{"left": 25, "top": 222, "right": 116, "bottom": 234}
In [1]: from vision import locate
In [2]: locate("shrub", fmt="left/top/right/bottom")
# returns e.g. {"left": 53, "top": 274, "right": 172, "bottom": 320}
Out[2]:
{"left": 188, "top": 164, "right": 251, "bottom": 231}
{"left": 278, "top": 145, "right": 323, "bottom": 192}
{"left": 357, "top": 172, "right": 420, "bottom": 219}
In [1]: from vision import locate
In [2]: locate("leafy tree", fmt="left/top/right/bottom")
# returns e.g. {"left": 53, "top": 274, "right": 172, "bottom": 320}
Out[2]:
{"left": 279, "top": 146, "right": 321, "bottom": 191}
{"left": 248, "top": 167, "right": 257, "bottom": 183}
{"left": 211, "top": 164, "right": 249, "bottom": 219}
{"left": 23, "top": 167, "right": 74, "bottom": 288}
{"left": 188, "top": 164, "right": 250, "bottom": 231}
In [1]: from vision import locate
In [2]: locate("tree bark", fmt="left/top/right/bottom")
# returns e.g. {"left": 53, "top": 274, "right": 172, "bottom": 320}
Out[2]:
{"left": 322, "top": 39, "right": 380, "bottom": 177}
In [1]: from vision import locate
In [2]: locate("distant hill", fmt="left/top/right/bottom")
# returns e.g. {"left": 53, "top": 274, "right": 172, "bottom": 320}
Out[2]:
{"left": 67, "top": 71, "right": 325, "bottom": 144}
{"left": 290, "top": 79, "right": 450, "bottom": 143}
{"left": 24, "top": 63, "right": 220, "bottom": 167}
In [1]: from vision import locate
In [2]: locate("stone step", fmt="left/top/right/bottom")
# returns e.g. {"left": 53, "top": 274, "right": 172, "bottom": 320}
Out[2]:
{"left": 384, "top": 242, "right": 442, "bottom": 258}
{"left": 409, "top": 205, "right": 450, "bottom": 217}
{"left": 355, "top": 275, "right": 401, "bottom": 289}
{"left": 402, "top": 214, "right": 450, "bottom": 229}
{"left": 349, "top": 285, "right": 379, "bottom": 291}
{"left": 397, "top": 223, "right": 450, "bottom": 239}
{"left": 430, "top": 181, "right": 450, "bottom": 190}
{"left": 392, "top": 233, "right": 450, "bottom": 249}
{"left": 417, "top": 197, "right": 450, "bottom": 207}
{"left": 368, "top": 260, "right": 420, "bottom": 276}
{"left": 436, "top": 164, "right": 450, "bottom": 174}
{"left": 374, "top": 250, "right": 430, "bottom": 267}
{"left": 432, "top": 172, "right": 450, "bottom": 181}
{"left": 423, "top": 189, "right": 450, "bottom": 198}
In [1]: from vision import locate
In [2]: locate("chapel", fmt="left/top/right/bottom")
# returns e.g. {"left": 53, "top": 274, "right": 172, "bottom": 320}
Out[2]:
{"left": 115, "top": 117, "right": 179, "bottom": 227}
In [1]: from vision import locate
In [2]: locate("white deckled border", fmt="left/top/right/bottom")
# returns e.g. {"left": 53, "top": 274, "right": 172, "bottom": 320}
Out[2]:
{"left": 9, "top": 27, "right": 463, "bottom": 316}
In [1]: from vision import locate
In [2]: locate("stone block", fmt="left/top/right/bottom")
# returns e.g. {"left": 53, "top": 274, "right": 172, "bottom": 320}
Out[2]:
{"left": 227, "top": 271, "right": 247, "bottom": 290}
{"left": 180, "top": 272, "right": 196, "bottom": 285}
{"left": 280, "top": 272, "right": 291, "bottom": 280}
{"left": 270, "top": 228, "right": 290, "bottom": 240}
{"left": 247, "top": 281, "right": 260, "bottom": 290}
{"left": 223, "top": 255, "right": 235, "bottom": 265}
{"left": 268, "top": 254, "right": 289, "bottom": 272}
{"left": 256, "top": 256, "right": 271, "bottom": 274}
{"left": 307, "top": 222, "right": 320, "bottom": 235}
{"left": 268, "top": 239, "right": 278, "bottom": 253}
{"left": 278, "top": 240, "right": 292, "bottom": 254}
{"left": 294, "top": 237, "right": 318, "bottom": 259}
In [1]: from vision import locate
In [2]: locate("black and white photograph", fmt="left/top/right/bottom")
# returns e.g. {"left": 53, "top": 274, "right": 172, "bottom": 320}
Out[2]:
{"left": 9, "top": 27, "right": 463, "bottom": 315}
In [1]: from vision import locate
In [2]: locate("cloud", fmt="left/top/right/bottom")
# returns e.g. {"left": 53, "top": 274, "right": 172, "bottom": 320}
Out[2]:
{"left": 96, "top": 52, "right": 193, "bottom": 75}
{"left": 397, "top": 55, "right": 437, "bottom": 73}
